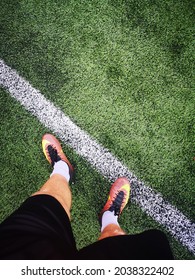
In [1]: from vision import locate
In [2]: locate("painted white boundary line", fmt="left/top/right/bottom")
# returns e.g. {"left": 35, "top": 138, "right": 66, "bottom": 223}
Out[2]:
{"left": 0, "top": 59, "right": 194, "bottom": 254}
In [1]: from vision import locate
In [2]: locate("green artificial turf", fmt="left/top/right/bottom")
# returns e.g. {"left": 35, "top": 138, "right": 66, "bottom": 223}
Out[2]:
{"left": 0, "top": 90, "right": 194, "bottom": 259}
{"left": 0, "top": 0, "right": 194, "bottom": 258}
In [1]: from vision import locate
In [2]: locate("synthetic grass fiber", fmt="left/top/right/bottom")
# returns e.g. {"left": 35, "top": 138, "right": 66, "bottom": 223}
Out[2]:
{"left": 0, "top": 0, "right": 194, "bottom": 259}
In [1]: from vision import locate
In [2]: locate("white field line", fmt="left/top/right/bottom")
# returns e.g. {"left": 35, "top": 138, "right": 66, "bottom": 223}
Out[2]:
{"left": 0, "top": 59, "right": 194, "bottom": 254}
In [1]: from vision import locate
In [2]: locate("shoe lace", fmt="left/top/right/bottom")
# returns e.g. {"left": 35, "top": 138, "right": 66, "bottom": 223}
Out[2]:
{"left": 47, "top": 145, "right": 61, "bottom": 167}
{"left": 109, "top": 191, "right": 125, "bottom": 216}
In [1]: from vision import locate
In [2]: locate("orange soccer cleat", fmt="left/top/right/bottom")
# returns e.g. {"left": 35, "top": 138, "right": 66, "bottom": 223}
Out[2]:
{"left": 99, "top": 177, "right": 130, "bottom": 222}
{"left": 42, "top": 133, "right": 74, "bottom": 182}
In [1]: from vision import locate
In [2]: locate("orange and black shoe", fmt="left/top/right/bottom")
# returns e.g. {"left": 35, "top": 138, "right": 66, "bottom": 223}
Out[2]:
{"left": 42, "top": 133, "right": 74, "bottom": 182}
{"left": 99, "top": 177, "right": 130, "bottom": 224}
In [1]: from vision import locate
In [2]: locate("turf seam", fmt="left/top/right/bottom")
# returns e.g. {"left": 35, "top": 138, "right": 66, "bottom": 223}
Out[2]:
{"left": 0, "top": 59, "right": 194, "bottom": 254}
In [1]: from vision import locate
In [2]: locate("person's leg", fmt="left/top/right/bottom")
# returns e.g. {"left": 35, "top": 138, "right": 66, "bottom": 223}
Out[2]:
{"left": 0, "top": 134, "right": 77, "bottom": 259}
{"left": 32, "top": 134, "right": 74, "bottom": 219}
{"left": 32, "top": 173, "right": 72, "bottom": 219}
{"left": 99, "top": 224, "right": 126, "bottom": 240}
{"left": 78, "top": 178, "right": 173, "bottom": 260}
{"left": 98, "top": 177, "right": 130, "bottom": 240}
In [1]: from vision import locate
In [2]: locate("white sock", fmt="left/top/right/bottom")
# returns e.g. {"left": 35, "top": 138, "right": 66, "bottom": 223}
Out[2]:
{"left": 101, "top": 211, "right": 119, "bottom": 232}
{"left": 50, "top": 160, "right": 70, "bottom": 182}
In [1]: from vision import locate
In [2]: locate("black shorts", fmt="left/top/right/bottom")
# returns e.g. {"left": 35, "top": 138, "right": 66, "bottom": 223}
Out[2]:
{"left": 0, "top": 195, "right": 173, "bottom": 260}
